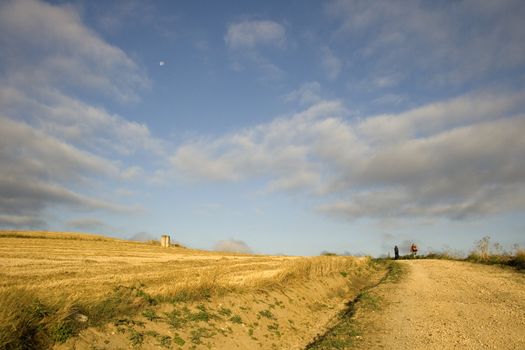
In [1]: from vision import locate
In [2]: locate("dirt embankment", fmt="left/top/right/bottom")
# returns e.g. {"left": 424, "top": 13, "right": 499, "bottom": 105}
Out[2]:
{"left": 56, "top": 263, "right": 386, "bottom": 350}
{"left": 353, "top": 260, "right": 525, "bottom": 350}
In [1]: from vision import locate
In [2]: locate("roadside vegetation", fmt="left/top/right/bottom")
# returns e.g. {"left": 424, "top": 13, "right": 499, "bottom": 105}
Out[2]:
{"left": 394, "top": 236, "right": 525, "bottom": 271}
{"left": 0, "top": 230, "right": 381, "bottom": 349}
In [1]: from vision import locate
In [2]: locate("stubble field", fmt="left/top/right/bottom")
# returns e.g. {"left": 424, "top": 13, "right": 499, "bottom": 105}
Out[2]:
{"left": 0, "top": 231, "right": 384, "bottom": 349}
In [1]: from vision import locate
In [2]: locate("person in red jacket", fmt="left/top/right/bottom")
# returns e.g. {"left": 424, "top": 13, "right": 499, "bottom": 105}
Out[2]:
{"left": 411, "top": 243, "right": 418, "bottom": 257}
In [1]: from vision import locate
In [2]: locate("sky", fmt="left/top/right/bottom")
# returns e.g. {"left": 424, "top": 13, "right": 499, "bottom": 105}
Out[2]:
{"left": 1, "top": 0, "right": 524, "bottom": 256}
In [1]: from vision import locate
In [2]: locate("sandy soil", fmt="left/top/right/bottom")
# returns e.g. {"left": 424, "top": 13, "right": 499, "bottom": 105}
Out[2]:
{"left": 354, "top": 260, "right": 525, "bottom": 350}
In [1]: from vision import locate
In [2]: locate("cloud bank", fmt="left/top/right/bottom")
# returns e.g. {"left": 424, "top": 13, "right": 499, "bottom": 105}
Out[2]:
{"left": 169, "top": 91, "right": 525, "bottom": 221}
{"left": 0, "top": 0, "right": 151, "bottom": 227}
{"left": 326, "top": 0, "right": 525, "bottom": 87}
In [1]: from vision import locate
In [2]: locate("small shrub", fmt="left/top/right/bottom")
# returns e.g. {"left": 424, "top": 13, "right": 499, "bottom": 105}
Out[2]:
{"left": 188, "top": 304, "right": 212, "bottom": 322}
{"left": 190, "top": 327, "right": 215, "bottom": 344}
{"left": 218, "top": 307, "right": 232, "bottom": 317}
{"left": 173, "top": 334, "right": 186, "bottom": 346}
{"left": 142, "top": 309, "right": 159, "bottom": 321}
{"left": 257, "top": 309, "right": 275, "bottom": 320}
{"left": 158, "top": 335, "right": 172, "bottom": 348}
{"left": 165, "top": 309, "right": 187, "bottom": 329}
{"left": 321, "top": 251, "right": 337, "bottom": 256}
{"left": 509, "top": 250, "right": 525, "bottom": 270}
{"left": 128, "top": 329, "right": 144, "bottom": 346}
{"left": 230, "top": 315, "right": 242, "bottom": 324}
{"left": 51, "top": 321, "right": 76, "bottom": 343}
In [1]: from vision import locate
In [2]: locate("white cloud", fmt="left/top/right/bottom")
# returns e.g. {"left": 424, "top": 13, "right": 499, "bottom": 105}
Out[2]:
{"left": 0, "top": 117, "right": 120, "bottom": 182}
{"left": 224, "top": 19, "right": 286, "bottom": 80}
{"left": 321, "top": 47, "right": 342, "bottom": 80}
{"left": 168, "top": 100, "right": 347, "bottom": 191}
{"left": 213, "top": 239, "right": 253, "bottom": 254}
{"left": 0, "top": 0, "right": 149, "bottom": 102}
{"left": 0, "top": 87, "right": 164, "bottom": 157}
{"left": 285, "top": 82, "right": 322, "bottom": 106}
{"left": 168, "top": 90, "right": 525, "bottom": 221}
{"left": 0, "top": 118, "right": 139, "bottom": 221}
{"left": 326, "top": 0, "right": 525, "bottom": 87}
{"left": 0, "top": 0, "right": 151, "bottom": 229}
{"left": 121, "top": 166, "right": 144, "bottom": 180}
{"left": 358, "top": 91, "right": 525, "bottom": 144}
{"left": 225, "top": 20, "right": 286, "bottom": 50}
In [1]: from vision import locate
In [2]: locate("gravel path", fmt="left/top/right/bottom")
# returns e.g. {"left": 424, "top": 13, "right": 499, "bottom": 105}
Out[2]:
{"left": 354, "top": 260, "right": 525, "bottom": 349}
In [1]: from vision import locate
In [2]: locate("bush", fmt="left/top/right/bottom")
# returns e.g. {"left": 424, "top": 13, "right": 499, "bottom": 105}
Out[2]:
{"left": 509, "top": 250, "right": 525, "bottom": 270}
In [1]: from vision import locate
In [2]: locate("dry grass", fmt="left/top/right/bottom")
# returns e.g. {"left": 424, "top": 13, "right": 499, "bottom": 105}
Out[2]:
{"left": 0, "top": 230, "right": 117, "bottom": 241}
{"left": 0, "top": 230, "right": 372, "bottom": 349}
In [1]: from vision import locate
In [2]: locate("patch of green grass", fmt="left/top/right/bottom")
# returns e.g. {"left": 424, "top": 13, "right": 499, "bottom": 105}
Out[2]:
{"left": 248, "top": 327, "right": 257, "bottom": 340}
{"left": 165, "top": 309, "right": 187, "bottom": 329}
{"left": 357, "top": 291, "right": 381, "bottom": 310}
{"left": 51, "top": 321, "right": 75, "bottom": 343}
{"left": 173, "top": 334, "right": 186, "bottom": 346}
{"left": 128, "top": 328, "right": 144, "bottom": 347}
{"left": 386, "top": 261, "right": 406, "bottom": 283}
{"left": 190, "top": 327, "right": 215, "bottom": 345}
{"left": 307, "top": 321, "right": 360, "bottom": 349}
{"left": 339, "top": 271, "right": 348, "bottom": 277}
{"left": 157, "top": 335, "right": 172, "bottom": 348}
{"left": 87, "top": 284, "right": 155, "bottom": 326}
{"left": 170, "top": 291, "right": 192, "bottom": 303}
{"left": 267, "top": 322, "right": 281, "bottom": 337}
{"left": 229, "top": 315, "right": 242, "bottom": 324}
{"left": 217, "top": 307, "right": 232, "bottom": 317}
{"left": 136, "top": 289, "right": 158, "bottom": 306}
{"left": 257, "top": 309, "right": 275, "bottom": 320}
{"left": 188, "top": 304, "right": 213, "bottom": 322}
{"left": 144, "top": 330, "right": 160, "bottom": 337}
{"left": 142, "top": 309, "right": 160, "bottom": 321}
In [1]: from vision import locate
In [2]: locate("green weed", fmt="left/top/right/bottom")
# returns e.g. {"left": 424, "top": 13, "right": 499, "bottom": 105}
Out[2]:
{"left": 51, "top": 321, "right": 75, "bottom": 343}
{"left": 257, "top": 309, "right": 275, "bottom": 320}
{"left": 128, "top": 328, "right": 144, "bottom": 347}
{"left": 217, "top": 307, "right": 232, "bottom": 317}
{"left": 229, "top": 315, "right": 242, "bottom": 324}
{"left": 173, "top": 334, "right": 186, "bottom": 346}
{"left": 190, "top": 327, "right": 215, "bottom": 344}
{"left": 142, "top": 309, "right": 160, "bottom": 321}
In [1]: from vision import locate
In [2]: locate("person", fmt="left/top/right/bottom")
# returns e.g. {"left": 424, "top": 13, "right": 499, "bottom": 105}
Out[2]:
{"left": 394, "top": 245, "right": 399, "bottom": 260}
{"left": 411, "top": 243, "right": 418, "bottom": 257}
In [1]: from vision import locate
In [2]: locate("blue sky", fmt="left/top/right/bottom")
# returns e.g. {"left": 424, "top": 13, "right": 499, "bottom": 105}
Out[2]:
{"left": 1, "top": 0, "right": 524, "bottom": 256}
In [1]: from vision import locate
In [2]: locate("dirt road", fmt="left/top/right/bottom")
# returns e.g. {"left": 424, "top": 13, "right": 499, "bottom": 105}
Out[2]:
{"left": 354, "top": 260, "right": 525, "bottom": 349}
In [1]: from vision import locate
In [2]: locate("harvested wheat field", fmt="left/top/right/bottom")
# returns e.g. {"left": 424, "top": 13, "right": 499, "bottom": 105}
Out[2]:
{"left": 0, "top": 230, "right": 388, "bottom": 349}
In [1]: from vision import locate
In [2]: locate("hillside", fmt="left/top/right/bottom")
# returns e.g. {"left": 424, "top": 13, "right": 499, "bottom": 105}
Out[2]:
{"left": 0, "top": 231, "right": 387, "bottom": 349}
